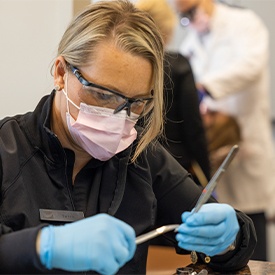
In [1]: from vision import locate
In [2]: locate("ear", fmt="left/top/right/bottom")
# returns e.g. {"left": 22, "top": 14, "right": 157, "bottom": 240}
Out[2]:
{"left": 54, "top": 56, "right": 67, "bottom": 90}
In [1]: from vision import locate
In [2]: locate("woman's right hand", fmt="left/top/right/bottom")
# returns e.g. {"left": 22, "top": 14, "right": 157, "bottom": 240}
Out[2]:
{"left": 38, "top": 213, "right": 136, "bottom": 275}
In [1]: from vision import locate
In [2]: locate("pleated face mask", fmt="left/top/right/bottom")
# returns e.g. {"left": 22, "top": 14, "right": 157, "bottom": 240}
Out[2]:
{"left": 63, "top": 89, "right": 138, "bottom": 161}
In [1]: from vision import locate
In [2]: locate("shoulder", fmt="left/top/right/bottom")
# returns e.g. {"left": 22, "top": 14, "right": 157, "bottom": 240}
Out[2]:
{"left": 0, "top": 113, "right": 33, "bottom": 156}
{"left": 0, "top": 115, "right": 25, "bottom": 133}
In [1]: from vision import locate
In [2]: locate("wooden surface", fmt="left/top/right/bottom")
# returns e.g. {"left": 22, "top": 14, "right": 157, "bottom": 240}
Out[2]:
{"left": 147, "top": 246, "right": 191, "bottom": 275}
{"left": 147, "top": 245, "right": 275, "bottom": 275}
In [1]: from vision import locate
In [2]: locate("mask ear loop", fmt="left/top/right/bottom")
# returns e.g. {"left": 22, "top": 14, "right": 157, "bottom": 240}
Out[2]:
{"left": 62, "top": 71, "right": 81, "bottom": 116}
{"left": 64, "top": 72, "right": 71, "bottom": 114}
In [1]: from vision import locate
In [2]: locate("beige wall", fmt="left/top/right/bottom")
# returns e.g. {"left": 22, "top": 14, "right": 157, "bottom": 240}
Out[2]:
{"left": 0, "top": 0, "right": 73, "bottom": 118}
{"left": 73, "top": 0, "right": 91, "bottom": 16}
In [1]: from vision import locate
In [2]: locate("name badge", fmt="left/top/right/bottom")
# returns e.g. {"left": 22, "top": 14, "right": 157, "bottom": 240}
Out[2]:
{"left": 39, "top": 209, "right": 84, "bottom": 222}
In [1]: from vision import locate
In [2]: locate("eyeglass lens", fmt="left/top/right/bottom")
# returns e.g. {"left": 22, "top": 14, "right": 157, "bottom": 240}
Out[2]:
{"left": 69, "top": 64, "right": 152, "bottom": 117}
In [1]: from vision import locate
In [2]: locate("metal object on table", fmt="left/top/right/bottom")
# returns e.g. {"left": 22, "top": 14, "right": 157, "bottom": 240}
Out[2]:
{"left": 175, "top": 267, "right": 208, "bottom": 275}
{"left": 135, "top": 145, "right": 239, "bottom": 245}
{"left": 175, "top": 267, "right": 194, "bottom": 274}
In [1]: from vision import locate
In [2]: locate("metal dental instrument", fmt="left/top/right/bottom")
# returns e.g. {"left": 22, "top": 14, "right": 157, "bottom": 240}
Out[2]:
{"left": 192, "top": 144, "right": 239, "bottom": 214}
{"left": 135, "top": 224, "right": 180, "bottom": 245}
{"left": 135, "top": 144, "right": 239, "bottom": 245}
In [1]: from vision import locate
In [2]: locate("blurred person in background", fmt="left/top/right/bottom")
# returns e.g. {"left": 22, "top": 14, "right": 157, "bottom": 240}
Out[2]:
{"left": 136, "top": 0, "right": 211, "bottom": 187}
{"left": 173, "top": 0, "right": 275, "bottom": 260}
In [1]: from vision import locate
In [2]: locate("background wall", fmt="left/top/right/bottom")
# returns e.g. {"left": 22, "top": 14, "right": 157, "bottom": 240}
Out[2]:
{"left": 0, "top": 0, "right": 72, "bottom": 118}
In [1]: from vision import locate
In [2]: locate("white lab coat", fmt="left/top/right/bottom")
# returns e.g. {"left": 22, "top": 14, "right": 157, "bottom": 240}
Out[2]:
{"left": 179, "top": 3, "right": 275, "bottom": 214}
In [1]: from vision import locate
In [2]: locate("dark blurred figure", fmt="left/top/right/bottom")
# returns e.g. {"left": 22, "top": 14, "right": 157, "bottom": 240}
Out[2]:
{"left": 136, "top": 0, "right": 210, "bottom": 187}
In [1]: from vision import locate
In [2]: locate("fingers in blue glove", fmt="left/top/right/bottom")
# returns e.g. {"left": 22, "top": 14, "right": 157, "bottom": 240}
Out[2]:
{"left": 181, "top": 203, "right": 234, "bottom": 225}
{"left": 176, "top": 203, "right": 239, "bottom": 256}
{"left": 177, "top": 222, "right": 229, "bottom": 242}
{"left": 40, "top": 214, "right": 136, "bottom": 275}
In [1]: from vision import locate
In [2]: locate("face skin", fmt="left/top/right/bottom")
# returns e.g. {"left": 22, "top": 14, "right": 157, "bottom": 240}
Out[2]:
{"left": 173, "top": 0, "right": 200, "bottom": 13}
{"left": 52, "top": 40, "right": 153, "bottom": 165}
{"left": 173, "top": 0, "right": 214, "bottom": 17}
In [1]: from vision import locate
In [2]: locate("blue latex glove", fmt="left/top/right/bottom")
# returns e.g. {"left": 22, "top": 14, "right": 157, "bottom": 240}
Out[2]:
{"left": 39, "top": 214, "right": 136, "bottom": 275}
{"left": 176, "top": 203, "right": 239, "bottom": 256}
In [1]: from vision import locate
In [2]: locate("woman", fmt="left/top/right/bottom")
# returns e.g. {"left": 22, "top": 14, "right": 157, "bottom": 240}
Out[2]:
{"left": 0, "top": 1, "right": 255, "bottom": 274}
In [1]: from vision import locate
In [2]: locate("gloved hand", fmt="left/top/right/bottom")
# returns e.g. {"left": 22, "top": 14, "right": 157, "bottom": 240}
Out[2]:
{"left": 176, "top": 203, "right": 239, "bottom": 256}
{"left": 39, "top": 213, "right": 136, "bottom": 275}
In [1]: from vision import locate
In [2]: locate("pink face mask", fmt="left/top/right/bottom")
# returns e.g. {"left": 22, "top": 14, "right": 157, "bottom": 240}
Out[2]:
{"left": 63, "top": 89, "right": 138, "bottom": 161}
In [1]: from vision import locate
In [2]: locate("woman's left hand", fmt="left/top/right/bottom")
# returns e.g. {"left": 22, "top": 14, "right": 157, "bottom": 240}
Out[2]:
{"left": 176, "top": 203, "right": 239, "bottom": 256}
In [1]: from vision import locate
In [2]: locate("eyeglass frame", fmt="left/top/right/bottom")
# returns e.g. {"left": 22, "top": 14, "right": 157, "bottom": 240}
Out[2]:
{"left": 68, "top": 64, "right": 154, "bottom": 117}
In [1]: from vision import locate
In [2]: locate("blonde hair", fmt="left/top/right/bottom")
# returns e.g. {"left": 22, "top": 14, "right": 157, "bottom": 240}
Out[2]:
{"left": 56, "top": 0, "right": 164, "bottom": 162}
{"left": 135, "top": 0, "right": 177, "bottom": 44}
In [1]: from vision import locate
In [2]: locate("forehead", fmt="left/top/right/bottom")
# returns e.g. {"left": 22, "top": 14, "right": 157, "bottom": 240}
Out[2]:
{"left": 78, "top": 41, "right": 153, "bottom": 97}
{"left": 174, "top": 0, "right": 199, "bottom": 12}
